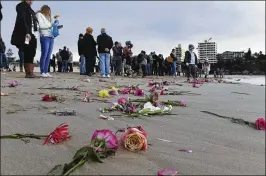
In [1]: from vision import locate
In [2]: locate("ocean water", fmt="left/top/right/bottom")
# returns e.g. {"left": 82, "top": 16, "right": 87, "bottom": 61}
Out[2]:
{"left": 224, "top": 75, "right": 265, "bottom": 86}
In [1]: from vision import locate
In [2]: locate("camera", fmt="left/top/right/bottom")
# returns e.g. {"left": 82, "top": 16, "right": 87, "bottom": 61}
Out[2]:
{"left": 58, "top": 25, "right": 63, "bottom": 29}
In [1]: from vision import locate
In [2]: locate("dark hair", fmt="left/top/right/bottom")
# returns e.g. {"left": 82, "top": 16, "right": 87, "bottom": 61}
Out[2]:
{"left": 114, "top": 41, "right": 118, "bottom": 46}
{"left": 79, "top": 33, "right": 83, "bottom": 38}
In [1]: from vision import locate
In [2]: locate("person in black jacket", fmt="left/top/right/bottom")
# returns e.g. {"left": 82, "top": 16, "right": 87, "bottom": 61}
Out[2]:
{"left": 0, "top": 2, "right": 3, "bottom": 22}
{"left": 112, "top": 41, "right": 123, "bottom": 76}
{"left": 11, "top": 0, "right": 38, "bottom": 78}
{"left": 0, "top": 33, "right": 6, "bottom": 71}
{"left": 97, "top": 28, "right": 113, "bottom": 78}
{"left": 78, "top": 33, "right": 86, "bottom": 75}
{"left": 184, "top": 44, "right": 198, "bottom": 81}
{"left": 81, "top": 27, "right": 97, "bottom": 76}
{"left": 60, "top": 46, "right": 69, "bottom": 72}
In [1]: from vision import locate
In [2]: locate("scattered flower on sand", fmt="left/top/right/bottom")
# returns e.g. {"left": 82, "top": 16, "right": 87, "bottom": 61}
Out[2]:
{"left": 134, "top": 88, "right": 145, "bottom": 96}
{"left": 82, "top": 92, "right": 92, "bottom": 102}
{"left": 158, "top": 168, "right": 179, "bottom": 176}
{"left": 48, "top": 129, "right": 118, "bottom": 175}
{"left": 8, "top": 80, "right": 19, "bottom": 87}
{"left": 117, "top": 97, "right": 128, "bottom": 104}
{"left": 98, "top": 89, "right": 110, "bottom": 98}
{"left": 121, "top": 87, "right": 131, "bottom": 94}
{"left": 108, "top": 90, "right": 119, "bottom": 96}
{"left": 120, "top": 126, "right": 148, "bottom": 152}
{"left": 43, "top": 122, "right": 71, "bottom": 145}
{"left": 91, "top": 129, "right": 119, "bottom": 151}
{"left": 255, "top": 117, "right": 266, "bottom": 130}
{"left": 109, "top": 86, "right": 119, "bottom": 91}
{"left": 42, "top": 94, "right": 58, "bottom": 102}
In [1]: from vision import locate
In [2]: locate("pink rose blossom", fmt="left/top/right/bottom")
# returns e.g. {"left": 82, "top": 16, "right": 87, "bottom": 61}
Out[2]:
{"left": 179, "top": 100, "right": 186, "bottom": 106}
{"left": 117, "top": 97, "right": 128, "bottom": 104}
{"left": 121, "top": 88, "right": 131, "bottom": 94}
{"left": 91, "top": 129, "right": 118, "bottom": 151}
{"left": 255, "top": 117, "right": 266, "bottom": 130}
{"left": 134, "top": 89, "right": 144, "bottom": 96}
{"left": 158, "top": 168, "right": 179, "bottom": 176}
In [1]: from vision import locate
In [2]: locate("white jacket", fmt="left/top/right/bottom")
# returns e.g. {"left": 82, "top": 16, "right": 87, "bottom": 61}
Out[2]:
{"left": 36, "top": 12, "right": 53, "bottom": 37}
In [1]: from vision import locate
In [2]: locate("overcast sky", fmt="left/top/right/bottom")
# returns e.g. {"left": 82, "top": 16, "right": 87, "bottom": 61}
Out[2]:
{"left": 1, "top": 1, "right": 265, "bottom": 61}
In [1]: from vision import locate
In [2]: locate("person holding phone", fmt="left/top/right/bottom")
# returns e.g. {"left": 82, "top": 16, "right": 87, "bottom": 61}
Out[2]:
{"left": 36, "top": 5, "right": 57, "bottom": 78}
{"left": 11, "top": 0, "right": 38, "bottom": 78}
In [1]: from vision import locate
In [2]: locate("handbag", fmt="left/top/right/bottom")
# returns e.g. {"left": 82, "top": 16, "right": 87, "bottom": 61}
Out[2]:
{"left": 52, "top": 20, "right": 60, "bottom": 38}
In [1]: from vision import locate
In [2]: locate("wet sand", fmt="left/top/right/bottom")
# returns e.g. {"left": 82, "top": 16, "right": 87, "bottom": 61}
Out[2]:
{"left": 1, "top": 72, "right": 265, "bottom": 175}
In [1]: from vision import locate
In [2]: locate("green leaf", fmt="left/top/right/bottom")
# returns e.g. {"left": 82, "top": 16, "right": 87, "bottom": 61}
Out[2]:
{"left": 73, "top": 146, "right": 90, "bottom": 161}
{"left": 87, "top": 147, "right": 103, "bottom": 163}
{"left": 47, "top": 165, "right": 64, "bottom": 175}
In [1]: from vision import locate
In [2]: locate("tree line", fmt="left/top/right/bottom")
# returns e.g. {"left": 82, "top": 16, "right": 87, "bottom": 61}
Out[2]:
{"left": 215, "top": 48, "right": 266, "bottom": 75}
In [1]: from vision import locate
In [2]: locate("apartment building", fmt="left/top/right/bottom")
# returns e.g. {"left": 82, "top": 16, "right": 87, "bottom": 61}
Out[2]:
{"left": 198, "top": 41, "right": 217, "bottom": 64}
{"left": 173, "top": 44, "right": 185, "bottom": 63}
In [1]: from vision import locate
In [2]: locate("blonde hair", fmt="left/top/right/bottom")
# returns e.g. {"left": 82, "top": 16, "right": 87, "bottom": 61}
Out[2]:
{"left": 40, "top": 5, "right": 51, "bottom": 22}
{"left": 86, "top": 27, "right": 93, "bottom": 34}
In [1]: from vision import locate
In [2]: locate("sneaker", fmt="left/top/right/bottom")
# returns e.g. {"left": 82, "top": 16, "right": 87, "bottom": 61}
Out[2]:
{"left": 46, "top": 73, "right": 53, "bottom": 78}
{"left": 101, "top": 75, "right": 106, "bottom": 78}
{"left": 106, "top": 75, "right": 110, "bottom": 78}
{"left": 40, "top": 73, "right": 48, "bottom": 78}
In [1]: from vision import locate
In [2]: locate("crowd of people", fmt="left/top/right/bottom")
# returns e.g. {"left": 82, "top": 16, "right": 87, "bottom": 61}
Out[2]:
{"left": 0, "top": 0, "right": 222, "bottom": 82}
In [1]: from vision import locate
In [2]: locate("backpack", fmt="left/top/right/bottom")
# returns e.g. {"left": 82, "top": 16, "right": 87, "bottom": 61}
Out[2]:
{"left": 167, "top": 56, "right": 173, "bottom": 63}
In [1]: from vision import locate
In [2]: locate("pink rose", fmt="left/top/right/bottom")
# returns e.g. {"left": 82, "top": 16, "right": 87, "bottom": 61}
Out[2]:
{"left": 255, "top": 117, "right": 266, "bottom": 130}
{"left": 179, "top": 100, "right": 186, "bottom": 106}
{"left": 121, "top": 88, "right": 131, "bottom": 94}
{"left": 160, "top": 89, "right": 164, "bottom": 95}
{"left": 134, "top": 89, "right": 144, "bottom": 96}
{"left": 158, "top": 168, "right": 179, "bottom": 176}
{"left": 121, "top": 126, "right": 148, "bottom": 151}
{"left": 151, "top": 87, "right": 156, "bottom": 92}
{"left": 117, "top": 97, "right": 128, "bottom": 104}
{"left": 8, "top": 80, "right": 19, "bottom": 87}
{"left": 91, "top": 129, "right": 118, "bottom": 151}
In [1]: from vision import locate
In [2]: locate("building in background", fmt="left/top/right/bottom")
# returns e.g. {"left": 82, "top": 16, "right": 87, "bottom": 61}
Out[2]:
{"left": 173, "top": 44, "right": 185, "bottom": 63}
{"left": 220, "top": 51, "right": 245, "bottom": 60}
{"left": 198, "top": 41, "right": 217, "bottom": 64}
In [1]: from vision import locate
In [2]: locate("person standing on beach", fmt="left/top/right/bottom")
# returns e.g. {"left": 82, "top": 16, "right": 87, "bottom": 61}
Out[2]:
{"left": 55, "top": 49, "right": 62, "bottom": 72}
{"left": 11, "top": 0, "right": 38, "bottom": 78}
{"left": 184, "top": 44, "right": 198, "bottom": 81}
{"left": 97, "top": 28, "right": 113, "bottom": 78}
{"left": 68, "top": 51, "right": 73, "bottom": 72}
{"left": 81, "top": 27, "right": 97, "bottom": 77}
{"left": 60, "top": 46, "right": 69, "bottom": 72}
{"left": 203, "top": 59, "right": 210, "bottom": 78}
{"left": 123, "top": 41, "right": 133, "bottom": 76}
{"left": 78, "top": 33, "right": 86, "bottom": 75}
{"left": 36, "top": 5, "right": 55, "bottom": 78}
{"left": 112, "top": 41, "right": 123, "bottom": 76}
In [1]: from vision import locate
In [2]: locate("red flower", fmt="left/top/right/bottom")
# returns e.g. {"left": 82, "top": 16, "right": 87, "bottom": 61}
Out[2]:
{"left": 43, "top": 123, "right": 71, "bottom": 145}
{"left": 160, "top": 89, "right": 164, "bottom": 95}
{"left": 148, "top": 82, "right": 154, "bottom": 87}
{"left": 42, "top": 94, "right": 53, "bottom": 102}
{"left": 255, "top": 117, "right": 266, "bottom": 130}
{"left": 151, "top": 87, "right": 156, "bottom": 92}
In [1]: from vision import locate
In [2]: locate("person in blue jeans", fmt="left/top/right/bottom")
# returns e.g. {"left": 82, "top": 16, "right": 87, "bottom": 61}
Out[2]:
{"left": 78, "top": 33, "right": 86, "bottom": 75}
{"left": 170, "top": 49, "right": 177, "bottom": 76}
{"left": 96, "top": 28, "right": 113, "bottom": 78}
{"left": 36, "top": 5, "right": 56, "bottom": 78}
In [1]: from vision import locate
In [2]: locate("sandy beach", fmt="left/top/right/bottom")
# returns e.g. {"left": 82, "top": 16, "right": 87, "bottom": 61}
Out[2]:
{"left": 1, "top": 72, "right": 265, "bottom": 175}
